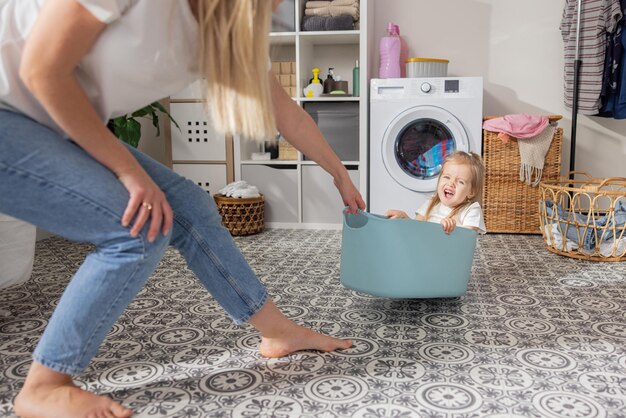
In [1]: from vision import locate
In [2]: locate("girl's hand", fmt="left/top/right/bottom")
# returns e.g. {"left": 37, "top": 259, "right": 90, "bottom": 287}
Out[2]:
{"left": 334, "top": 175, "right": 366, "bottom": 214}
{"left": 441, "top": 218, "right": 456, "bottom": 235}
{"left": 117, "top": 167, "right": 173, "bottom": 242}
{"left": 385, "top": 209, "right": 409, "bottom": 219}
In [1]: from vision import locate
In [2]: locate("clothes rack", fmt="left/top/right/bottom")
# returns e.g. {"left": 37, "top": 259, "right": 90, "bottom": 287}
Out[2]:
{"left": 569, "top": 0, "right": 583, "bottom": 175}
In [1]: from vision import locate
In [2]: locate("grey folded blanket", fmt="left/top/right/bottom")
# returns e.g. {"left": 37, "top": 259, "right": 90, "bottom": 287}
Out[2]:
{"left": 302, "top": 15, "right": 354, "bottom": 31}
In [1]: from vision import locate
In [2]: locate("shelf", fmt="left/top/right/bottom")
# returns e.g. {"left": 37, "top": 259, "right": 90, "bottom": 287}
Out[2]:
{"left": 269, "top": 32, "right": 297, "bottom": 45}
{"left": 240, "top": 160, "right": 361, "bottom": 166}
{"left": 298, "top": 31, "right": 360, "bottom": 45}
{"left": 271, "top": 31, "right": 361, "bottom": 42}
{"left": 167, "top": 0, "right": 371, "bottom": 228}
{"left": 240, "top": 160, "right": 298, "bottom": 165}
{"left": 299, "top": 97, "right": 360, "bottom": 102}
{"left": 302, "top": 160, "right": 360, "bottom": 166}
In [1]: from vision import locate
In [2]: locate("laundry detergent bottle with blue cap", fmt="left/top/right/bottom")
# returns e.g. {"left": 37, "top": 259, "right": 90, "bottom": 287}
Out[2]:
{"left": 379, "top": 22, "right": 401, "bottom": 78}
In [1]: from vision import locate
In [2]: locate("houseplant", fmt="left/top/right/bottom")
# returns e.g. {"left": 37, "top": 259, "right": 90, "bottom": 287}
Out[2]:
{"left": 107, "top": 101, "right": 179, "bottom": 148}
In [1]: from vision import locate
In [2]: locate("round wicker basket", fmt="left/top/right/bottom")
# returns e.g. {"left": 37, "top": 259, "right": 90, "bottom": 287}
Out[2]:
{"left": 213, "top": 194, "right": 265, "bottom": 236}
{"left": 539, "top": 172, "right": 626, "bottom": 261}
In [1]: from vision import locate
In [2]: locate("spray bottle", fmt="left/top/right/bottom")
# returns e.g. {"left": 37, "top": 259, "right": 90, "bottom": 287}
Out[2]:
{"left": 352, "top": 60, "right": 360, "bottom": 97}
{"left": 379, "top": 22, "right": 401, "bottom": 78}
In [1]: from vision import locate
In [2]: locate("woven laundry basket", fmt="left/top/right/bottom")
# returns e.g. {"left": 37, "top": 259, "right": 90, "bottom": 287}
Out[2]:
{"left": 482, "top": 115, "right": 563, "bottom": 234}
{"left": 214, "top": 194, "right": 265, "bottom": 236}
{"left": 539, "top": 172, "right": 626, "bottom": 261}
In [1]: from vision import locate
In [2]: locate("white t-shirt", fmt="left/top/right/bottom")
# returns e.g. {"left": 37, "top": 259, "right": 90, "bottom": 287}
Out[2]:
{"left": 0, "top": 0, "right": 199, "bottom": 137}
{"left": 417, "top": 199, "right": 487, "bottom": 234}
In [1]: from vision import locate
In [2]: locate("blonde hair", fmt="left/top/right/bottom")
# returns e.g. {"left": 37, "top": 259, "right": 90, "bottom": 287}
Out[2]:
{"left": 196, "top": 0, "right": 276, "bottom": 141}
{"left": 424, "top": 151, "right": 485, "bottom": 221}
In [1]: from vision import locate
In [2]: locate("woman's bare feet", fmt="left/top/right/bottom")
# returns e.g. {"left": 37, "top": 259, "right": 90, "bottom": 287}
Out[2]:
{"left": 259, "top": 322, "right": 352, "bottom": 358}
{"left": 249, "top": 299, "right": 352, "bottom": 358}
{"left": 14, "top": 362, "right": 132, "bottom": 418}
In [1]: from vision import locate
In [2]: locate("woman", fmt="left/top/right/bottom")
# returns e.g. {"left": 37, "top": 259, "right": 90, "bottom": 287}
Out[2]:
{"left": 0, "top": 0, "right": 366, "bottom": 416}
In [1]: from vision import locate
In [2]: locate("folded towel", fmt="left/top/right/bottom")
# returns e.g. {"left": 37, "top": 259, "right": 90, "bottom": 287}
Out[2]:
{"left": 306, "top": 0, "right": 330, "bottom": 7}
{"left": 302, "top": 15, "right": 354, "bottom": 31}
{"left": 218, "top": 181, "right": 261, "bottom": 198}
{"left": 304, "top": 5, "right": 359, "bottom": 20}
{"left": 306, "top": 0, "right": 359, "bottom": 8}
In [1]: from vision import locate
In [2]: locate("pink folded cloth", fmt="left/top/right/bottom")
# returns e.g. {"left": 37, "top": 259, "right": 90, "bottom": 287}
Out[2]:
{"left": 482, "top": 114, "right": 550, "bottom": 142}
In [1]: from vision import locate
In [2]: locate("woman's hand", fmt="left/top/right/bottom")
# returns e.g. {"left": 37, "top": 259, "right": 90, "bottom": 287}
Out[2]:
{"left": 441, "top": 218, "right": 457, "bottom": 235}
{"left": 334, "top": 175, "right": 366, "bottom": 214}
{"left": 385, "top": 209, "right": 409, "bottom": 219}
{"left": 117, "top": 167, "right": 173, "bottom": 242}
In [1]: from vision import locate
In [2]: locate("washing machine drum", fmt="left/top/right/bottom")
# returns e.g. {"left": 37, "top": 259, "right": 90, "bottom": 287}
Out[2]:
{"left": 382, "top": 105, "right": 469, "bottom": 192}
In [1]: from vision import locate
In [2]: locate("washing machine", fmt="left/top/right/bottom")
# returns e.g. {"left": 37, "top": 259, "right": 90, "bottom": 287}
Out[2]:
{"left": 369, "top": 77, "right": 483, "bottom": 215}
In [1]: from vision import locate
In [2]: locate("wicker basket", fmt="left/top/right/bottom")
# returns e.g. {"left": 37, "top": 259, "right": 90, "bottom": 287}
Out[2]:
{"left": 213, "top": 194, "right": 265, "bottom": 236}
{"left": 483, "top": 115, "right": 563, "bottom": 234}
{"left": 539, "top": 172, "right": 626, "bottom": 261}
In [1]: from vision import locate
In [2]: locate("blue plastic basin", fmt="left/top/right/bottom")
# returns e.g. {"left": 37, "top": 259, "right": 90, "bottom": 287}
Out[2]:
{"left": 340, "top": 211, "right": 478, "bottom": 298}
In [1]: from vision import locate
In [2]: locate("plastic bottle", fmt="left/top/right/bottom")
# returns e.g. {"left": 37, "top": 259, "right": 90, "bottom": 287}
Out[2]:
{"left": 379, "top": 23, "right": 401, "bottom": 79}
{"left": 352, "top": 60, "right": 360, "bottom": 97}
{"left": 303, "top": 67, "right": 323, "bottom": 98}
{"left": 323, "top": 67, "right": 335, "bottom": 94}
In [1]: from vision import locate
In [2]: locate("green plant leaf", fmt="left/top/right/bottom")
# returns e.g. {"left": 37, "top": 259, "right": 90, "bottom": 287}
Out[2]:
{"left": 131, "top": 106, "right": 151, "bottom": 118}
{"left": 152, "top": 101, "right": 180, "bottom": 130}
{"left": 107, "top": 101, "right": 180, "bottom": 146}
{"left": 123, "top": 118, "right": 142, "bottom": 148}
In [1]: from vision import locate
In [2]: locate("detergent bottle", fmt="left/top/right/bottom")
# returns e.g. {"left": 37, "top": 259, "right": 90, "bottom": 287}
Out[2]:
{"left": 302, "top": 67, "right": 323, "bottom": 98}
{"left": 379, "top": 23, "right": 401, "bottom": 78}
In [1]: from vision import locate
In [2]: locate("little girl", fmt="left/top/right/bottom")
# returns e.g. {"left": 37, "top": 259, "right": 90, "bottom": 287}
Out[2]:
{"left": 386, "top": 151, "right": 487, "bottom": 235}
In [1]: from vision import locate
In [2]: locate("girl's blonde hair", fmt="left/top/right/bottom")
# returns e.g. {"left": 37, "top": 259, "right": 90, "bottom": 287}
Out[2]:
{"left": 424, "top": 151, "right": 485, "bottom": 221}
{"left": 197, "top": 0, "right": 276, "bottom": 141}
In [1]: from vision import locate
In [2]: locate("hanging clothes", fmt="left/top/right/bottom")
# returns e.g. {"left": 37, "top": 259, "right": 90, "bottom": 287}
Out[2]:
{"left": 599, "top": 0, "right": 626, "bottom": 118}
{"left": 561, "top": 0, "right": 623, "bottom": 115}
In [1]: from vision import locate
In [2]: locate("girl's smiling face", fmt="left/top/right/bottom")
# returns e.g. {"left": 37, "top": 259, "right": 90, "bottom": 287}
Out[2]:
{"left": 437, "top": 162, "right": 475, "bottom": 208}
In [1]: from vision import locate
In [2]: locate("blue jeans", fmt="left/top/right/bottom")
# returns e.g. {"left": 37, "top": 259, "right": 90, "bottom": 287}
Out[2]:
{"left": 0, "top": 111, "right": 268, "bottom": 375}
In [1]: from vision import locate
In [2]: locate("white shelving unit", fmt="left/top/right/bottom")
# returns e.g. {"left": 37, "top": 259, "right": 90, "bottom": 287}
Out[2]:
{"left": 166, "top": 95, "right": 234, "bottom": 197}
{"left": 167, "top": 0, "right": 371, "bottom": 229}
{"left": 235, "top": 0, "right": 372, "bottom": 229}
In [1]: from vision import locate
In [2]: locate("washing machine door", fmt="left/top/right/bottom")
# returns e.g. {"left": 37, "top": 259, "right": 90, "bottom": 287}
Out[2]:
{"left": 382, "top": 105, "right": 469, "bottom": 192}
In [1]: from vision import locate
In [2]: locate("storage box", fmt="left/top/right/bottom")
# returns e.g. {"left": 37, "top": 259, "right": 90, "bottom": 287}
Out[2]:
{"left": 278, "top": 139, "right": 298, "bottom": 160}
{"left": 303, "top": 102, "right": 359, "bottom": 161}
{"left": 279, "top": 74, "right": 291, "bottom": 87}
{"left": 280, "top": 62, "right": 292, "bottom": 75}
{"left": 483, "top": 115, "right": 563, "bottom": 234}
{"left": 405, "top": 58, "right": 449, "bottom": 78}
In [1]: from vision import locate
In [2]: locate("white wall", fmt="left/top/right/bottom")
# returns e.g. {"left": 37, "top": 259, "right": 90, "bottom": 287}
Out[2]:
{"left": 372, "top": 0, "right": 626, "bottom": 178}
{"left": 137, "top": 117, "right": 166, "bottom": 164}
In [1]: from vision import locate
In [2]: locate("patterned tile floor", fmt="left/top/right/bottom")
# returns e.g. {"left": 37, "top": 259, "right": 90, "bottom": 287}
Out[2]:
{"left": 1, "top": 230, "right": 626, "bottom": 417}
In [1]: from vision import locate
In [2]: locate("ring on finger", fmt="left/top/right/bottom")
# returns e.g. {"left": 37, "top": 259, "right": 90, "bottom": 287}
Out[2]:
{"left": 142, "top": 202, "right": 153, "bottom": 211}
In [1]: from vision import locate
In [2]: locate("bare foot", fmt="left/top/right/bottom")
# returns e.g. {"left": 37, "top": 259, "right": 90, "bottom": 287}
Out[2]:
{"left": 14, "top": 363, "right": 131, "bottom": 418}
{"left": 259, "top": 322, "right": 352, "bottom": 358}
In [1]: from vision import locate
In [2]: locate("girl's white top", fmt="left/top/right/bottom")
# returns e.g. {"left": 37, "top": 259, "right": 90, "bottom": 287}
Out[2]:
{"left": 417, "top": 199, "right": 487, "bottom": 234}
{"left": 0, "top": 0, "right": 199, "bottom": 137}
